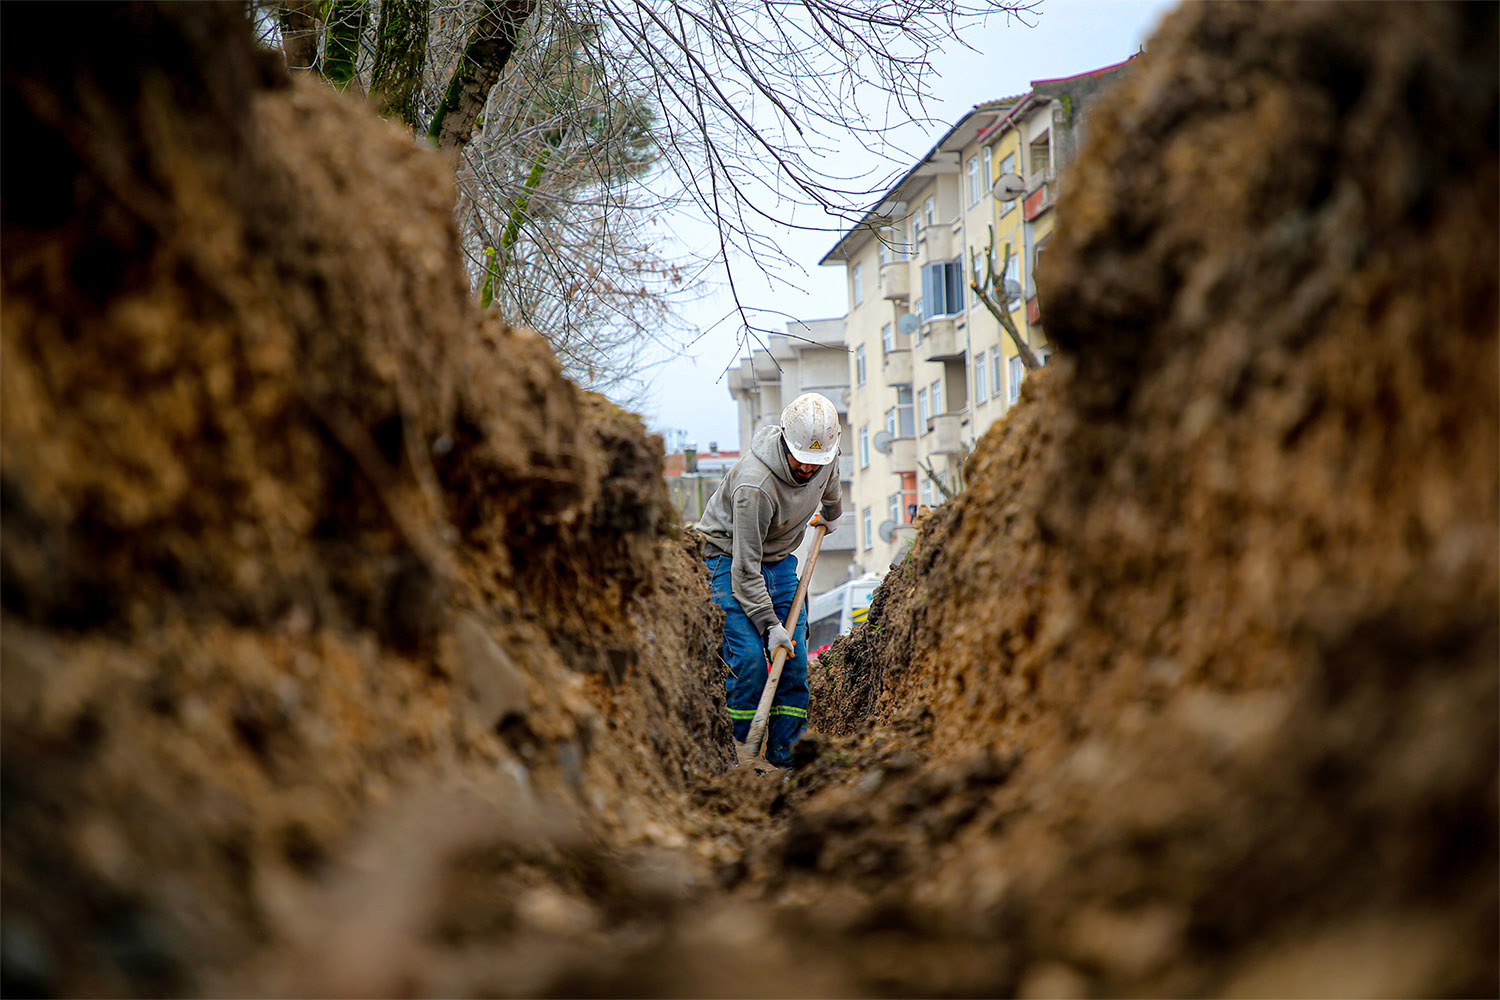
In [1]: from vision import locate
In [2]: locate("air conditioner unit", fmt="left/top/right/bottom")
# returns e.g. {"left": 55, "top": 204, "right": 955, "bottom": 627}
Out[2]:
{"left": 872, "top": 430, "right": 893, "bottom": 454}
{"left": 877, "top": 519, "right": 897, "bottom": 543}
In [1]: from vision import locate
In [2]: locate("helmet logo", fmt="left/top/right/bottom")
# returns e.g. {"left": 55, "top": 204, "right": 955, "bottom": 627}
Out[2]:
{"left": 809, "top": 439, "right": 822, "bottom": 450}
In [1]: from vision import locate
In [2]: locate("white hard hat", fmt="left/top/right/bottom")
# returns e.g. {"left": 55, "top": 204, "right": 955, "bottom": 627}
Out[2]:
{"left": 780, "top": 392, "right": 840, "bottom": 465}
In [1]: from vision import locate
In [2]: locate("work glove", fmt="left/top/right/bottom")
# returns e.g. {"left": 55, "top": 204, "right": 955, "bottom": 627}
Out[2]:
{"left": 763, "top": 622, "right": 795, "bottom": 664}
{"left": 810, "top": 511, "right": 839, "bottom": 534}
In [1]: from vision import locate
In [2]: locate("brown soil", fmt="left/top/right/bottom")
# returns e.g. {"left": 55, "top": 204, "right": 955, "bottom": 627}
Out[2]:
{"left": 3, "top": 2, "right": 1495, "bottom": 998}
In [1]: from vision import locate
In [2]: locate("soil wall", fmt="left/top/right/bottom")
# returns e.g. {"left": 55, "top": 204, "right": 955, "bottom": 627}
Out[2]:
{"left": 811, "top": 2, "right": 1498, "bottom": 994}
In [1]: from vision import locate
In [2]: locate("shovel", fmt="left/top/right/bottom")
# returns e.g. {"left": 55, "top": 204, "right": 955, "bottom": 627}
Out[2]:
{"left": 738, "top": 523, "right": 828, "bottom": 771}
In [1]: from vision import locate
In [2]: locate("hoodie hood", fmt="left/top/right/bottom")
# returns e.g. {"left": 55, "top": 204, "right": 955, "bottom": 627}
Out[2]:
{"left": 751, "top": 425, "right": 803, "bottom": 487}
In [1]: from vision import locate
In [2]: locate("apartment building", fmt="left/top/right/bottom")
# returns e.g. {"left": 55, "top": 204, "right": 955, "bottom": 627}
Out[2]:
{"left": 664, "top": 443, "right": 739, "bottom": 523}
{"left": 820, "top": 57, "right": 1135, "bottom": 570}
{"left": 724, "top": 318, "right": 857, "bottom": 594}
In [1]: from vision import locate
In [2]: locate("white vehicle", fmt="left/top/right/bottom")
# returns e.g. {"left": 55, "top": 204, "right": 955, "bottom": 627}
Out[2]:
{"left": 806, "top": 573, "right": 882, "bottom": 656}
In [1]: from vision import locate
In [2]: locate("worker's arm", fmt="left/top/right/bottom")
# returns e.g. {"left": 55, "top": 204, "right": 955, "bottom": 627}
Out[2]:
{"left": 729, "top": 485, "right": 779, "bottom": 635}
{"left": 818, "top": 453, "right": 843, "bottom": 523}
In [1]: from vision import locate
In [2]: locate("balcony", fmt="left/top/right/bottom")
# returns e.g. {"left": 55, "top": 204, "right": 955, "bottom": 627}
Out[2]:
{"left": 915, "top": 319, "right": 962, "bottom": 363}
{"left": 882, "top": 348, "right": 912, "bottom": 386}
{"left": 880, "top": 261, "right": 909, "bottom": 300}
{"left": 1023, "top": 180, "right": 1055, "bottom": 221}
{"left": 887, "top": 435, "right": 916, "bottom": 471}
{"left": 928, "top": 412, "right": 965, "bottom": 455}
{"left": 821, "top": 526, "right": 856, "bottom": 553}
{"left": 919, "top": 226, "right": 950, "bottom": 260}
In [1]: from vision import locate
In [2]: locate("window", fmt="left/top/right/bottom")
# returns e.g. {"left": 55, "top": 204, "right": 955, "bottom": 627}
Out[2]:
{"left": 1032, "top": 234, "right": 1051, "bottom": 293}
{"left": 975, "top": 353, "right": 988, "bottom": 402}
{"left": 858, "top": 425, "right": 870, "bottom": 468}
{"left": 852, "top": 263, "right": 863, "bottom": 306}
{"left": 999, "top": 153, "right": 1017, "bottom": 213}
{"left": 920, "top": 476, "right": 933, "bottom": 507}
{"left": 895, "top": 386, "right": 915, "bottom": 436}
{"left": 913, "top": 296, "right": 923, "bottom": 327}
{"left": 1009, "top": 354, "right": 1025, "bottom": 404}
{"left": 909, "top": 213, "right": 921, "bottom": 254}
{"left": 991, "top": 346, "right": 1004, "bottom": 398}
{"left": 888, "top": 492, "right": 901, "bottom": 527}
{"left": 967, "top": 155, "right": 981, "bottom": 206}
{"left": 855, "top": 344, "right": 867, "bottom": 386}
{"left": 920, "top": 261, "right": 965, "bottom": 319}
{"left": 917, "top": 386, "right": 930, "bottom": 432}
{"left": 862, "top": 506, "right": 873, "bottom": 550}
{"left": 924, "top": 195, "right": 936, "bottom": 228}
{"left": 983, "top": 146, "right": 993, "bottom": 196}
{"left": 881, "top": 323, "right": 894, "bottom": 354}
{"left": 1028, "top": 132, "right": 1051, "bottom": 184}
{"left": 877, "top": 230, "right": 892, "bottom": 266}
{"left": 930, "top": 378, "right": 943, "bottom": 420}
{"left": 884, "top": 406, "right": 897, "bottom": 436}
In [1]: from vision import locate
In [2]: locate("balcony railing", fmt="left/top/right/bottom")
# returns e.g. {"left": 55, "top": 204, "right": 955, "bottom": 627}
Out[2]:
{"left": 820, "top": 527, "right": 857, "bottom": 552}
{"left": 914, "top": 319, "right": 962, "bottom": 363}
{"left": 928, "top": 412, "right": 965, "bottom": 455}
{"left": 1023, "top": 180, "right": 1054, "bottom": 221}
{"left": 883, "top": 347, "right": 913, "bottom": 386}
{"left": 919, "top": 226, "right": 951, "bottom": 260}
{"left": 880, "top": 260, "right": 909, "bottom": 300}
{"left": 887, "top": 435, "right": 916, "bottom": 471}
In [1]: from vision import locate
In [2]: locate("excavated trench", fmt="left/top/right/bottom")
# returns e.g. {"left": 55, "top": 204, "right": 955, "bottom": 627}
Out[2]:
{"left": 2, "top": 2, "right": 1496, "bottom": 997}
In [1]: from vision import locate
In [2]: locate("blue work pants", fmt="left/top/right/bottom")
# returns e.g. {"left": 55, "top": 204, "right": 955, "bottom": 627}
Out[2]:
{"left": 707, "top": 554, "right": 809, "bottom": 767}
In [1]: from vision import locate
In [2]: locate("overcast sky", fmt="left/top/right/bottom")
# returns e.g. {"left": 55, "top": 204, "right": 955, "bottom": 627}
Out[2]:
{"left": 636, "top": 0, "right": 1181, "bottom": 452}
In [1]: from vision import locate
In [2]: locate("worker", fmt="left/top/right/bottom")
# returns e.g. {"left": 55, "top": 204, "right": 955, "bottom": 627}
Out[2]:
{"left": 696, "top": 392, "right": 843, "bottom": 768}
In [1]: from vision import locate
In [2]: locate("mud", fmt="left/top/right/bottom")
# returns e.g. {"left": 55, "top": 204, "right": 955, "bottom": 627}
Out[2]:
{"left": 2, "top": 2, "right": 1496, "bottom": 997}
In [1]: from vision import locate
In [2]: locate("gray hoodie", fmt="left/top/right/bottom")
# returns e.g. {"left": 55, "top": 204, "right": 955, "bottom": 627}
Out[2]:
{"left": 696, "top": 424, "right": 843, "bottom": 634}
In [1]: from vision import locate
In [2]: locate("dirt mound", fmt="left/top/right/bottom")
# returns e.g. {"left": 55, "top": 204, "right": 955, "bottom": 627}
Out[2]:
{"left": 2, "top": 5, "right": 729, "bottom": 995}
{"left": 809, "top": 1, "right": 1498, "bottom": 994}
{"left": 3, "top": 1, "right": 1496, "bottom": 997}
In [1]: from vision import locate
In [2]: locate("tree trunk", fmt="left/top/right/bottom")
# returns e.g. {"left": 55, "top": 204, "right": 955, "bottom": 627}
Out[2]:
{"left": 972, "top": 236, "right": 1042, "bottom": 370}
{"left": 371, "top": 0, "right": 429, "bottom": 129}
{"left": 321, "top": 0, "right": 368, "bottom": 90}
{"left": 972, "top": 283, "right": 1043, "bottom": 370}
{"left": 426, "top": 0, "right": 536, "bottom": 151}
{"left": 277, "top": 0, "right": 321, "bottom": 73}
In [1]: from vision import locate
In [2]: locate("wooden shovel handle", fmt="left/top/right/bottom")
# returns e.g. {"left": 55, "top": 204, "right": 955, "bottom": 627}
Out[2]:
{"left": 739, "top": 524, "right": 828, "bottom": 766}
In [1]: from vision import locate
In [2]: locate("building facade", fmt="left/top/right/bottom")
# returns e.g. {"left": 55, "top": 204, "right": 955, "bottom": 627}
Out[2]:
{"left": 820, "top": 58, "right": 1135, "bottom": 570}
{"left": 664, "top": 444, "right": 739, "bottom": 523}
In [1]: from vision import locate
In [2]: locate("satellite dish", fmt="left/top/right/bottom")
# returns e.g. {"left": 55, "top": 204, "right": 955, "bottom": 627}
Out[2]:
{"left": 1004, "top": 279, "right": 1023, "bottom": 300}
{"left": 877, "top": 519, "right": 897, "bottom": 543}
{"left": 872, "top": 430, "right": 893, "bottom": 454}
{"left": 840, "top": 387, "right": 852, "bottom": 407}
{"left": 896, "top": 313, "right": 920, "bottom": 337}
{"left": 991, "top": 172, "right": 1025, "bottom": 201}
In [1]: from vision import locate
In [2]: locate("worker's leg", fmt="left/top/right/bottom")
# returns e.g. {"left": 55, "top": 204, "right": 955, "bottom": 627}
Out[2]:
{"left": 706, "top": 554, "right": 769, "bottom": 742}
{"left": 764, "top": 556, "right": 810, "bottom": 767}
